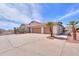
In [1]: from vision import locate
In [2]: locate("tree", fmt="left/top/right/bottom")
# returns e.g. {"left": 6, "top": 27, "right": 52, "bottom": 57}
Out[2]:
{"left": 58, "top": 22, "right": 63, "bottom": 26}
{"left": 46, "top": 22, "right": 57, "bottom": 37}
{"left": 14, "top": 27, "right": 17, "bottom": 34}
{"left": 68, "top": 20, "right": 79, "bottom": 40}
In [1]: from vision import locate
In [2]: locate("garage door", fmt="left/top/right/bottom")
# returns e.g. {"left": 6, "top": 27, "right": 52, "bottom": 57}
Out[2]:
{"left": 44, "top": 27, "right": 50, "bottom": 34}
{"left": 32, "top": 27, "right": 41, "bottom": 33}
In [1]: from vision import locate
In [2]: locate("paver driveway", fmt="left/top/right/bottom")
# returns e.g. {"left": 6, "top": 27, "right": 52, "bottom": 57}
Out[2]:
{"left": 0, "top": 33, "right": 79, "bottom": 56}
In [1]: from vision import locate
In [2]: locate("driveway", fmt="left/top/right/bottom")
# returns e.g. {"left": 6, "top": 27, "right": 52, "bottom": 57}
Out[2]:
{"left": 0, "top": 33, "right": 79, "bottom": 56}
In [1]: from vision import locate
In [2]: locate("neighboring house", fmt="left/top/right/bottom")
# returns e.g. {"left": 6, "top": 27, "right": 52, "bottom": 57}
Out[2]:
{"left": 19, "top": 24, "right": 30, "bottom": 33}
{"left": 14, "top": 24, "right": 30, "bottom": 34}
{"left": 19, "top": 21, "right": 64, "bottom": 35}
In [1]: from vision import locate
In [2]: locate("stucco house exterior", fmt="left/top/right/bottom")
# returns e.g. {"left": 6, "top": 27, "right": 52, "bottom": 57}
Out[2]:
{"left": 19, "top": 21, "right": 64, "bottom": 35}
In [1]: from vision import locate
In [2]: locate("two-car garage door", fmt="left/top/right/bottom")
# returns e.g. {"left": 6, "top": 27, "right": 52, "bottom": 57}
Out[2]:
{"left": 32, "top": 26, "right": 51, "bottom": 34}
{"left": 32, "top": 27, "right": 41, "bottom": 33}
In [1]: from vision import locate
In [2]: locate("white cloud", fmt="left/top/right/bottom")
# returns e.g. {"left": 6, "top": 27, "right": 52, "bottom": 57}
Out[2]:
{"left": 0, "top": 21, "right": 19, "bottom": 29}
{"left": 0, "top": 3, "right": 42, "bottom": 29}
{"left": 56, "top": 9, "right": 79, "bottom": 21}
{"left": 0, "top": 21, "right": 19, "bottom": 26}
{"left": 0, "top": 4, "right": 32, "bottom": 24}
{"left": 0, "top": 22, "right": 6, "bottom": 26}
{"left": 30, "top": 3, "right": 42, "bottom": 22}
{"left": 0, "top": 4, "right": 42, "bottom": 23}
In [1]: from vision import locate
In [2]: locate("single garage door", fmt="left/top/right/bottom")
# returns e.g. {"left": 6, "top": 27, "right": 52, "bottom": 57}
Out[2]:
{"left": 44, "top": 27, "right": 51, "bottom": 34}
{"left": 32, "top": 27, "right": 41, "bottom": 33}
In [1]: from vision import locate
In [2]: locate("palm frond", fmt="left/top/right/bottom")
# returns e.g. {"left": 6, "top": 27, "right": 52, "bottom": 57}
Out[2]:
{"left": 67, "top": 20, "right": 79, "bottom": 26}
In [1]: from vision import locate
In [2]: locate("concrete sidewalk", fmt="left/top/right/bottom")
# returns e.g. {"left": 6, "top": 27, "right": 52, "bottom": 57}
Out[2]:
{"left": 0, "top": 33, "right": 79, "bottom": 56}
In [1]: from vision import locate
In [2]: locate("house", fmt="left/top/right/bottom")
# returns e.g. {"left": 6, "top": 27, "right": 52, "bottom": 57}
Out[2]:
{"left": 14, "top": 24, "right": 30, "bottom": 34}
{"left": 19, "top": 24, "right": 30, "bottom": 33}
{"left": 28, "top": 21, "right": 42, "bottom": 33}
{"left": 19, "top": 21, "right": 64, "bottom": 35}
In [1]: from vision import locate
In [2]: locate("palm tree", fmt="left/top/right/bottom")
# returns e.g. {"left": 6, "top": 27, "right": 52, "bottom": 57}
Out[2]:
{"left": 46, "top": 22, "right": 56, "bottom": 37}
{"left": 68, "top": 20, "right": 79, "bottom": 40}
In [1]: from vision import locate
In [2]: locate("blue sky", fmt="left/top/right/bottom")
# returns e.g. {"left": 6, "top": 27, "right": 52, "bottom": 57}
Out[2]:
{"left": 0, "top": 3, "right": 79, "bottom": 30}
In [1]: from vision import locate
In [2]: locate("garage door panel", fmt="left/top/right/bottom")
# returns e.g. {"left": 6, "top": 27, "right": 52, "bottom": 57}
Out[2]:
{"left": 32, "top": 27, "right": 41, "bottom": 33}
